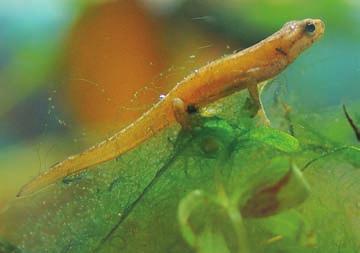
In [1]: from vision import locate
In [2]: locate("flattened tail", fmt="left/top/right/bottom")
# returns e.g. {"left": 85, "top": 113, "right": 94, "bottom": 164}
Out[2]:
{"left": 16, "top": 138, "right": 130, "bottom": 197}
{"left": 16, "top": 155, "right": 93, "bottom": 197}
{"left": 17, "top": 172, "right": 56, "bottom": 197}
{"left": 16, "top": 132, "right": 128, "bottom": 197}
{"left": 17, "top": 99, "right": 174, "bottom": 198}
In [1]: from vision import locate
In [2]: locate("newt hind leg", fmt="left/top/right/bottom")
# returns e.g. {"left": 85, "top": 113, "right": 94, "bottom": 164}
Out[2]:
{"left": 172, "top": 98, "right": 199, "bottom": 130}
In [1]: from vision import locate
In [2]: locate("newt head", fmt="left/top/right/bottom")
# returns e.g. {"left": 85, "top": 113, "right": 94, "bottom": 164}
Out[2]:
{"left": 274, "top": 18, "right": 325, "bottom": 62}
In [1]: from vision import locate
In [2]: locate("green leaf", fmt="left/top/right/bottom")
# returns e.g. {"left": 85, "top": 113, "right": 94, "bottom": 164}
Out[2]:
{"left": 1, "top": 89, "right": 359, "bottom": 253}
{"left": 178, "top": 190, "right": 250, "bottom": 253}
{"left": 244, "top": 127, "right": 300, "bottom": 152}
{"left": 257, "top": 211, "right": 316, "bottom": 247}
{"left": 0, "top": 237, "right": 22, "bottom": 253}
{"left": 241, "top": 164, "right": 310, "bottom": 218}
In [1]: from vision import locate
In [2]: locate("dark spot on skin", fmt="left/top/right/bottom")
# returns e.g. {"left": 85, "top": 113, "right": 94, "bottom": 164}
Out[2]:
{"left": 276, "top": 47, "right": 288, "bottom": 56}
{"left": 186, "top": 104, "right": 198, "bottom": 114}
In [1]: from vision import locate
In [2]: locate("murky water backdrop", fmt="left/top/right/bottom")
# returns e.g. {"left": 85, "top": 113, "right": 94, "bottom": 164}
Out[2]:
{"left": 0, "top": 1, "right": 359, "bottom": 252}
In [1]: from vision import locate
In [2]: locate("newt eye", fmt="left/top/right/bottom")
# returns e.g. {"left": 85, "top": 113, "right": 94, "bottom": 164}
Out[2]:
{"left": 305, "top": 22, "right": 316, "bottom": 35}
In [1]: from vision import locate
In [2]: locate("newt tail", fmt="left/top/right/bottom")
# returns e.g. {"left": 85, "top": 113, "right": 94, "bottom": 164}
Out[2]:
{"left": 18, "top": 18, "right": 325, "bottom": 197}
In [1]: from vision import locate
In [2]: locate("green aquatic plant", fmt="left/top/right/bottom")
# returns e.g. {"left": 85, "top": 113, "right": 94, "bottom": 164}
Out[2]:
{"left": 177, "top": 115, "right": 310, "bottom": 253}
{"left": 0, "top": 91, "right": 359, "bottom": 253}
{"left": 0, "top": 236, "right": 21, "bottom": 253}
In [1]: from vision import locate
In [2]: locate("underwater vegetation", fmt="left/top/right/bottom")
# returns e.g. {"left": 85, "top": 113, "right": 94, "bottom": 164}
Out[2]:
{"left": 0, "top": 87, "right": 359, "bottom": 252}
{"left": 1, "top": 1, "right": 360, "bottom": 253}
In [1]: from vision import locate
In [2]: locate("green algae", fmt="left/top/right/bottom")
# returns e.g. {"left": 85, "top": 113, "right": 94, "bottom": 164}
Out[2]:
{"left": 0, "top": 89, "right": 359, "bottom": 253}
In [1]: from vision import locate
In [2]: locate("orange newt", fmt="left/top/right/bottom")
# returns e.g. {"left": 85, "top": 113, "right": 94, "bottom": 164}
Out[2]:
{"left": 18, "top": 18, "right": 325, "bottom": 197}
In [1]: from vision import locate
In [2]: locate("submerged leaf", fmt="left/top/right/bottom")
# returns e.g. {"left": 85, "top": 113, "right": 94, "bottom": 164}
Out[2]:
{"left": 241, "top": 164, "right": 310, "bottom": 218}
{"left": 178, "top": 190, "right": 249, "bottom": 253}
{"left": 1, "top": 90, "right": 359, "bottom": 252}
{"left": 0, "top": 237, "right": 22, "bottom": 253}
{"left": 244, "top": 127, "right": 299, "bottom": 152}
{"left": 257, "top": 211, "right": 316, "bottom": 247}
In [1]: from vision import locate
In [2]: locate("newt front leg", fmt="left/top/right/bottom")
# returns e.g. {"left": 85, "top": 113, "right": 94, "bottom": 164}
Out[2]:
{"left": 248, "top": 84, "right": 270, "bottom": 125}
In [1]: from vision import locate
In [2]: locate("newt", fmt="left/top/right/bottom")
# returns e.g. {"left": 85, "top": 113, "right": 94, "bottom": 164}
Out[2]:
{"left": 17, "top": 18, "right": 325, "bottom": 197}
